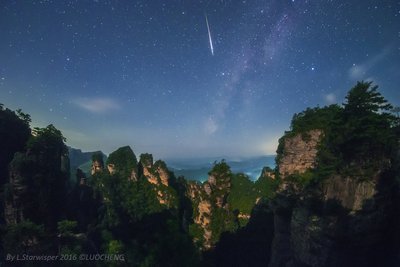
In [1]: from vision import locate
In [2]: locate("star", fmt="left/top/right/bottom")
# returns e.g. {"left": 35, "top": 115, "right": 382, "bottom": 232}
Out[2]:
{"left": 0, "top": 0, "right": 397, "bottom": 159}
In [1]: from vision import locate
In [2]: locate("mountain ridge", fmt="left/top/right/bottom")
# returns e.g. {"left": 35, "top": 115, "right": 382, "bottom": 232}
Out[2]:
{"left": 1, "top": 81, "right": 399, "bottom": 266}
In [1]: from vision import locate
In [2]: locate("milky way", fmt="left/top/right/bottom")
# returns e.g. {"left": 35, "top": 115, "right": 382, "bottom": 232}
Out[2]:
{"left": 0, "top": 0, "right": 399, "bottom": 159}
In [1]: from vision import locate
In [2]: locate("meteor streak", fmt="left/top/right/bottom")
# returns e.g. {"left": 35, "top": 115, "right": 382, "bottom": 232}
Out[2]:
{"left": 205, "top": 13, "right": 214, "bottom": 55}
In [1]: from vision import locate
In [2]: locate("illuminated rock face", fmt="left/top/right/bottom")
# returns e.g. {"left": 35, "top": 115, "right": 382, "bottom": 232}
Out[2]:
{"left": 91, "top": 160, "right": 103, "bottom": 175}
{"left": 138, "top": 154, "right": 174, "bottom": 206}
{"left": 141, "top": 163, "right": 169, "bottom": 186}
{"left": 157, "top": 166, "right": 169, "bottom": 186}
{"left": 278, "top": 129, "right": 323, "bottom": 179}
{"left": 186, "top": 165, "right": 233, "bottom": 249}
{"left": 107, "top": 163, "right": 115, "bottom": 174}
{"left": 105, "top": 148, "right": 175, "bottom": 206}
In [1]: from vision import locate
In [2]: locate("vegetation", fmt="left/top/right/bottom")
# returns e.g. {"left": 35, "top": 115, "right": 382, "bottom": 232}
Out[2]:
{"left": 1, "top": 81, "right": 398, "bottom": 266}
{"left": 87, "top": 149, "right": 196, "bottom": 265}
{"left": 228, "top": 171, "right": 278, "bottom": 225}
{"left": 106, "top": 146, "right": 137, "bottom": 178}
{"left": 228, "top": 174, "right": 256, "bottom": 215}
{"left": 254, "top": 168, "right": 280, "bottom": 199}
{"left": 7, "top": 124, "right": 69, "bottom": 231}
{"left": 91, "top": 152, "right": 104, "bottom": 169}
{"left": 277, "top": 81, "right": 400, "bottom": 186}
{"left": 204, "top": 161, "right": 238, "bottom": 245}
{"left": 285, "top": 170, "right": 314, "bottom": 188}
{"left": 289, "top": 104, "right": 342, "bottom": 135}
{"left": 0, "top": 105, "right": 31, "bottom": 186}
{"left": 2, "top": 220, "right": 48, "bottom": 255}
{"left": 208, "top": 206, "right": 237, "bottom": 245}
{"left": 206, "top": 199, "right": 275, "bottom": 267}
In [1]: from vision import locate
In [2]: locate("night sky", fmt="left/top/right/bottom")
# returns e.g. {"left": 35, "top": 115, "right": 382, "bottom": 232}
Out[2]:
{"left": 1, "top": 0, "right": 399, "bottom": 159}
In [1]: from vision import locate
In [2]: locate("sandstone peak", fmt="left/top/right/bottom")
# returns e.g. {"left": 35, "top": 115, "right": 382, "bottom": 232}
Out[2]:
{"left": 278, "top": 129, "right": 323, "bottom": 180}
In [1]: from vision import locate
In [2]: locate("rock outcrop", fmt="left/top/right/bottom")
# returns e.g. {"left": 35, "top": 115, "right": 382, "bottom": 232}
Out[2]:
{"left": 322, "top": 175, "right": 376, "bottom": 212}
{"left": 186, "top": 162, "right": 234, "bottom": 249}
{"left": 4, "top": 153, "right": 27, "bottom": 224}
{"left": 106, "top": 146, "right": 138, "bottom": 181}
{"left": 97, "top": 147, "right": 176, "bottom": 207}
{"left": 4, "top": 131, "right": 69, "bottom": 229}
{"left": 268, "top": 129, "right": 400, "bottom": 267}
{"left": 278, "top": 129, "right": 322, "bottom": 179}
{"left": 261, "top": 167, "right": 276, "bottom": 180}
{"left": 68, "top": 147, "right": 105, "bottom": 176}
{"left": 91, "top": 159, "right": 104, "bottom": 175}
{"left": 139, "top": 154, "right": 170, "bottom": 186}
{"left": 138, "top": 154, "right": 175, "bottom": 206}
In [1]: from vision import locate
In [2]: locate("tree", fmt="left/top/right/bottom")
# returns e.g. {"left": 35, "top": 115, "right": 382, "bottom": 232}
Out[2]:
{"left": 0, "top": 106, "right": 31, "bottom": 186}
{"left": 339, "top": 81, "right": 397, "bottom": 167}
{"left": 7, "top": 124, "right": 69, "bottom": 231}
{"left": 91, "top": 152, "right": 104, "bottom": 165}
{"left": 106, "top": 146, "right": 137, "bottom": 178}
{"left": 344, "top": 81, "right": 393, "bottom": 116}
{"left": 16, "top": 108, "right": 31, "bottom": 125}
{"left": 2, "top": 220, "right": 47, "bottom": 255}
{"left": 392, "top": 106, "right": 400, "bottom": 118}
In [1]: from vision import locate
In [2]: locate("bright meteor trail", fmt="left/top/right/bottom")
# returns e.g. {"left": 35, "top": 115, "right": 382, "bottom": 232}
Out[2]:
{"left": 205, "top": 13, "right": 214, "bottom": 55}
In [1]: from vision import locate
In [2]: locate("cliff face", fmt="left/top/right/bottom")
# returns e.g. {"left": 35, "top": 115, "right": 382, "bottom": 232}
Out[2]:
{"left": 186, "top": 162, "right": 234, "bottom": 249}
{"left": 269, "top": 130, "right": 400, "bottom": 267}
{"left": 141, "top": 158, "right": 170, "bottom": 186}
{"left": 0, "top": 107, "right": 31, "bottom": 187}
{"left": 91, "top": 159, "right": 104, "bottom": 175}
{"left": 98, "top": 148, "right": 176, "bottom": 207}
{"left": 138, "top": 154, "right": 175, "bottom": 206}
{"left": 106, "top": 146, "right": 138, "bottom": 181}
{"left": 322, "top": 175, "right": 376, "bottom": 211}
{"left": 4, "top": 153, "right": 28, "bottom": 224}
{"left": 187, "top": 181, "right": 213, "bottom": 248}
{"left": 68, "top": 147, "right": 105, "bottom": 176}
{"left": 278, "top": 129, "right": 322, "bottom": 179}
{"left": 5, "top": 136, "right": 69, "bottom": 229}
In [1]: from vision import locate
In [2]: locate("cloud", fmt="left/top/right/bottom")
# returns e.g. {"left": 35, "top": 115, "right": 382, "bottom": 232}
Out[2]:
{"left": 324, "top": 93, "right": 337, "bottom": 104}
{"left": 204, "top": 117, "right": 218, "bottom": 135}
{"left": 72, "top": 97, "right": 120, "bottom": 113}
{"left": 348, "top": 46, "right": 391, "bottom": 80}
{"left": 348, "top": 64, "right": 366, "bottom": 80}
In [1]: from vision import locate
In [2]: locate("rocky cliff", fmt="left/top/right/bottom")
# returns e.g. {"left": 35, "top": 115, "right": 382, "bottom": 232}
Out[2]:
{"left": 186, "top": 161, "right": 236, "bottom": 249}
{"left": 68, "top": 147, "right": 106, "bottom": 177}
{"left": 4, "top": 153, "right": 28, "bottom": 224}
{"left": 91, "top": 147, "right": 177, "bottom": 207}
{"left": 138, "top": 153, "right": 176, "bottom": 206}
{"left": 269, "top": 127, "right": 400, "bottom": 267}
{"left": 266, "top": 83, "right": 400, "bottom": 266}
{"left": 4, "top": 125, "right": 69, "bottom": 230}
{"left": 278, "top": 129, "right": 323, "bottom": 179}
{"left": 106, "top": 146, "right": 138, "bottom": 180}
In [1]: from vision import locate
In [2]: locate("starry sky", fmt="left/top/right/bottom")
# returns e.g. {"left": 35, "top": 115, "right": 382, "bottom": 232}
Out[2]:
{"left": 1, "top": 0, "right": 399, "bottom": 159}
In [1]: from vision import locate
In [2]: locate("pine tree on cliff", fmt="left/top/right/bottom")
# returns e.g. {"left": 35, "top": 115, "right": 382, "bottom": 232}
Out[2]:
{"left": 344, "top": 81, "right": 392, "bottom": 116}
{"left": 340, "top": 81, "right": 398, "bottom": 167}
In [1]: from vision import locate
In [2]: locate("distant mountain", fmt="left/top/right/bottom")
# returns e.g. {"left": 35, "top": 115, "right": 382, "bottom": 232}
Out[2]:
{"left": 3, "top": 82, "right": 400, "bottom": 266}
{"left": 68, "top": 147, "right": 107, "bottom": 177}
{"left": 166, "top": 155, "right": 275, "bottom": 181}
